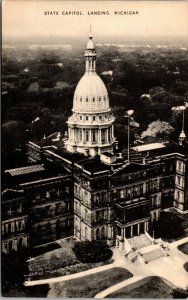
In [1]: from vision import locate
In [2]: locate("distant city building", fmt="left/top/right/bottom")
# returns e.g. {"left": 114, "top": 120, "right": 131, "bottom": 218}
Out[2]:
{"left": 2, "top": 32, "right": 188, "bottom": 254}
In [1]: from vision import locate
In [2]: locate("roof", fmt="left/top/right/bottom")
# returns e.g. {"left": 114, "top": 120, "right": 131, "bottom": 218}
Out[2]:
{"left": 111, "top": 162, "right": 147, "bottom": 177}
{"left": 55, "top": 148, "right": 86, "bottom": 163}
{"left": 76, "top": 156, "right": 110, "bottom": 174}
{"left": 101, "top": 152, "right": 115, "bottom": 158}
{"left": 73, "top": 73, "right": 110, "bottom": 113}
{"left": 2, "top": 189, "right": 24, "bottom": 201}
{"left": 5, "top": 164, "right": 45, "bottom": 176}
{"left": 132, "top": 143, "right": 166, "bottom": 152}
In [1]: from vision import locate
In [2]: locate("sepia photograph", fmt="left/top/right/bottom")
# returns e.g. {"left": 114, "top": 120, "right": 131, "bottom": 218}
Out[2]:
{"left": 2, "top": 0, "right": 188, "bottom": 298}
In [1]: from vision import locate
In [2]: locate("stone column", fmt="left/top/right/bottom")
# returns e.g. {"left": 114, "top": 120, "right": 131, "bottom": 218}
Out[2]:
{"left": 72, "top": 128, "right": 75, "bottom": 142}
{"left": 89, "top": 130, "right": 92, "bottom": 142}
{"left": 82, "top": 129, "right": 84, "bottom": 142}
{"left": 146, "top": 222, "right": 149, "bottom": 231}
{"left": 121, "top": 228, "right": 124, "bottom": 239}
{"left": 112, "top": 125, "right": 114, "bottom": 138}
{"left": 99, "top": 129, "right": 102, "bottom": 143}
{"left": 130, "top": 226, "right": 133, "bottom": 237}
{"left": 137, "top": 223, "right": 140, "bottom": 235}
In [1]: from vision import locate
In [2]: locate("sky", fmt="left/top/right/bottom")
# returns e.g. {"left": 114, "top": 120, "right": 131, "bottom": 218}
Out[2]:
{"left": 2, "top": 0, "right": 188, "bottom": 41}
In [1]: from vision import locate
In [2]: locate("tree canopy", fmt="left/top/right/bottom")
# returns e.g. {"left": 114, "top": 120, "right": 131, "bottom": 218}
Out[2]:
{"left": 141, "top": 120, "right": 174, "bottom": 139}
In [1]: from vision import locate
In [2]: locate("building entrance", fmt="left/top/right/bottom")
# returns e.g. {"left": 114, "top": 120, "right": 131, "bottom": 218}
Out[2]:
{"left": 140, "top": 222, "right": 145, "bottom": 234}
{"left": 133, "top": 224, "right": 138, "bottom": 236}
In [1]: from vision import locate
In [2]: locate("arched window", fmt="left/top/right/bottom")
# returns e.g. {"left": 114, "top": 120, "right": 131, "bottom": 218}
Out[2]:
{"left": 80, "top": 97, "right": 82, "bottom": 102}
{"left": 93, "top": 97, "right": 95, "bottom": 102}
{"left": 177, "top": 176, "right": 181, "bottom": 185}
{"left": 101, "top": 227, "right": 105, "bottom": 239}
{"left": 8, "top": 223, "right": 12, "bottom": 234}
{"left": 8, "top": 241, "right": 13, "bottom": 252}
{"left": 96, "top": 228, "right": 100, "bottom": 240}
{"left": 18, "top": 238, "right": 23, "bottom": 249}
{"left": 86, "top": 97, "right": 88, "bottom": 102}
{"left": 85, "top": 227, "right": 88, "bottom": 239}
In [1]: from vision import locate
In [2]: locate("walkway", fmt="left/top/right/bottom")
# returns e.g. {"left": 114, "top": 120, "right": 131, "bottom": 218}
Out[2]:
{"left": 24, "top": 262, "right": 115, "bottom": 286}
{"left": 24, "top": 236, "right": 188, "bottom": 295}
{"left": 168, "top": 236, "right": 188, "bottom": 249}
{"left": 94, "top": 276, "right": 143, "bottom": 298}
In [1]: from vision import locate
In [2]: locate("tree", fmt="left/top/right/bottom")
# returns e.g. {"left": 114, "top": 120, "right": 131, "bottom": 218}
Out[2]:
{"left": 2, "top": 121, "right": 27, "bottom": 170}
{"left": 73, "top": 240, "right": 113, "bottom": 263}
{"left": 153, "top": 211, "right": 184, "bottom": 240}
{"left": 172, "top": 287, "right": 188, "bottom": 298}
{"left": 2, "top": 251, "right": 29, "bottom": 294}
{"left": 141, "top": 120, "right": 174, "bottom": 140}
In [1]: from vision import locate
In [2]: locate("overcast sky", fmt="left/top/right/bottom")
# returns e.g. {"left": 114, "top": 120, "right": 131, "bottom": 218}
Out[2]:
{"left": 2, "top": 1, "right": 188, "bottom": 40}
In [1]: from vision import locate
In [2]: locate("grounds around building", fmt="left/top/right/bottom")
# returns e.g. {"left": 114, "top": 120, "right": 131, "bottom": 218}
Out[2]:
{"left": 184, "top": 262, "right": 188, "bottom": 272}
{"left": 48, "top": 267, "right": 133, "bottom": 298}
{"left": 28, "top": 238, "right": 113, "bottom": 280}
{"left": 23, "top": 236, "right": 188, "bottom": 298}
{"left": 106, "top": 276, "right": 173, "bottom": 298}
{"left": 178, "top": 242, "right": 188, "bottom": 255}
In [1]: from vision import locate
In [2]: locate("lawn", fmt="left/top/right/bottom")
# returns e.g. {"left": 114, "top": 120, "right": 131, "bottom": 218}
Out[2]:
{"left": 28, "top": 238, "right": 113, "bottom": 280}
{"left": 151, "top": 211, "right": 187, "bottom": 243}
{"left": 2, "top": 284, "right": 50, "bottom": 298}
{"left": 177, "top": 242, "right": 188, "bottom": 255}
{"left": 107, "top": 276, "right": 173, "bottom": 298}
{"left": 48, "top": 267, "right": 133, "bottom": 298}
{"left": 29, "top": 239, "right": 79, "bottom": 274}
{"left": 31, "top": 242, "right": 61, "bottom": 257}
{"left": 184, "top": 262, "right": 188, "bottom": 272}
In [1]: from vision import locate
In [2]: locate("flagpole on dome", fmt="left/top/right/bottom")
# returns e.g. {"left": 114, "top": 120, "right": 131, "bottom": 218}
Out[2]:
{"left": 89, "top": 24, "right": 93, "bottom": 38}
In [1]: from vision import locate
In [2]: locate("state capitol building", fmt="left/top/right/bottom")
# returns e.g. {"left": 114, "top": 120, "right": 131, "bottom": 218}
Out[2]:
{"left": 2, "top": 32, "right": 188, "bottom": 254}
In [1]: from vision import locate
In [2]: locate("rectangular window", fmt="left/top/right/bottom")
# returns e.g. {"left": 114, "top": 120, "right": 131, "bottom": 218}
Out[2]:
{"left": 102, "top": 129, "right": 105, "bottom": 142}
{"left": 46, "top": 191, "right": 50, "bottom": 198}
{"left": 93, "top": 130, "right": 96, "bottom": 142}
{"left": 79, "top": 130, "right": 82, "bottom": 141}
{"left": 86, "top": 131, "right": 89, "bottom": 142}
{"left": 66, "top": 201, "right": 70, "bottom": 211}
{"left": 120, "top": 190, "right": 124, "bottom": 199}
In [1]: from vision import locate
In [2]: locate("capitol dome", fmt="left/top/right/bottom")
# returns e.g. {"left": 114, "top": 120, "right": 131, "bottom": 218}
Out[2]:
{"left": 73, "top": 72, "right": 110, "bottom": 113}
{"left": 66, "top": 30, "right": 115, "bottom": 157}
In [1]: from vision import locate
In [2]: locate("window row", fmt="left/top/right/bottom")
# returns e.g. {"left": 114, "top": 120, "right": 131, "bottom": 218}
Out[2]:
{"left": 2, "top": 219, "right": 27, "bottom": 235}
{"left": 2, "top": 202, "right": 23, "bottom": 217}
{"left": 34, "top": 187, "right": 70, "bottom": 202}
{"left": 76, "top": 96, "right": 107, "bottom": 102}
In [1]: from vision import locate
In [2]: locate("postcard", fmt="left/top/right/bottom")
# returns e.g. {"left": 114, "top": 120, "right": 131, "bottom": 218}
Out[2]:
{"left": 2, "top": 0, "right": 188, "bottom": 298}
